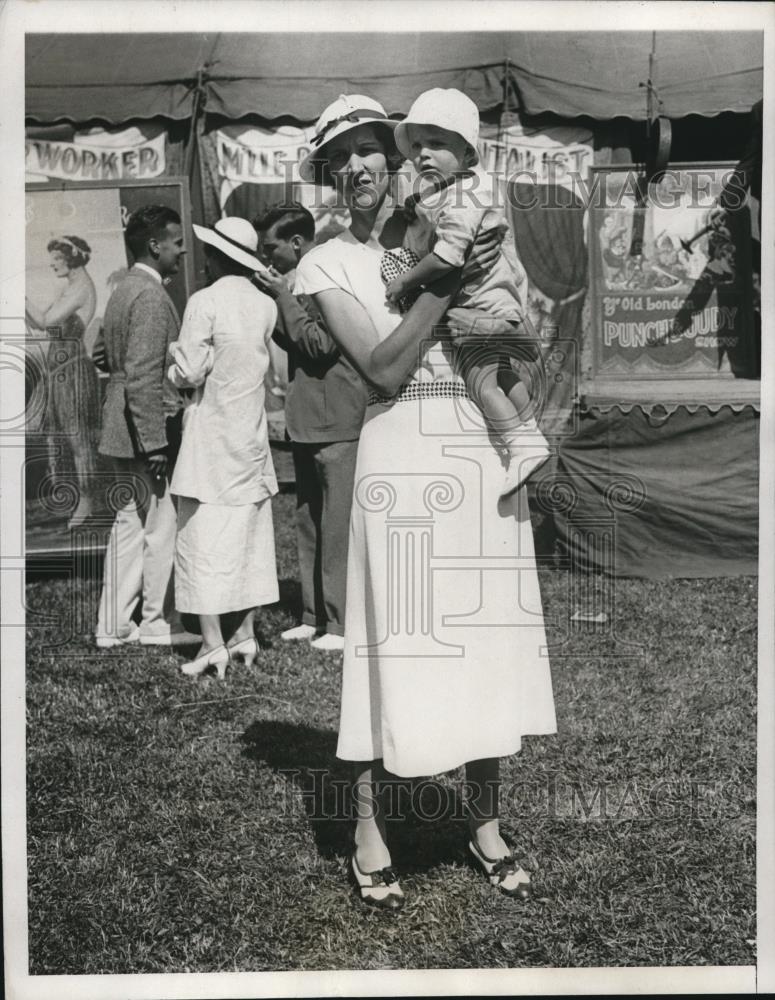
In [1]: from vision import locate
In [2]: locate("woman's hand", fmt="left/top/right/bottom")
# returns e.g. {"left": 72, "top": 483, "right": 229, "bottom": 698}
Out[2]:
{"left": 463, "top": 224, "right": 508, "bottom": 283}
{"left": 384, "top": 276, "right": 408, "bottom": 305}
{"left": 254, "top": 267, "right": 290, "bottom": 300}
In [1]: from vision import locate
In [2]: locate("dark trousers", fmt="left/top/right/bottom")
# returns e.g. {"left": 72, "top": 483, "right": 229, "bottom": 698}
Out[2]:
{"left": 293, "top": 438, "right": 359, "bottom": 637}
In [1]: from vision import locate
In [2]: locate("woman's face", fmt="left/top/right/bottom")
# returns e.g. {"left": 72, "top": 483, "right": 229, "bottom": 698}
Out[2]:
{"left": 325, "top": 124, "right": 392, "bottom": 212}
{"left": 49, "top": 250, "right": 70, "bottom": 277}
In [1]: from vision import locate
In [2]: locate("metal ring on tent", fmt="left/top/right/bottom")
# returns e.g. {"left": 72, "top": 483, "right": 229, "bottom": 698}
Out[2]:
{"left": 648, "top": 115, "right": 672, "bottom": 183}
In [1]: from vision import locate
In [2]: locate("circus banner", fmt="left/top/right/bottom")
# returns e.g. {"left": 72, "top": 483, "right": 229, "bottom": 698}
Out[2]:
{"left": 207, "top": 123, "right": 350, "bottom": 243}
{"left": 26, "top": 126, "right": 167, "bottom": 183}
{"left": 479, "top": 118, "right": 593, "bottom": 189}
{"left": 589, "top": 164, "right": 755, "bottom": 381}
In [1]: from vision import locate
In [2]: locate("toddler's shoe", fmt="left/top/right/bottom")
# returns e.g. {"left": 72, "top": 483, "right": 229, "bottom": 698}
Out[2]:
{"left": 501, "top": 452, "right": 549, "bottom": 497}
{"left": 502, "top": 424, "right": 551, "bottom": 497}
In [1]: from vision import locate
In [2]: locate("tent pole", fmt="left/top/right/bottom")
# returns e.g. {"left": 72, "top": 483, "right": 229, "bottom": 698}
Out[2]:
{"left": 184, "top": 67, "right": 205, "bottom": 180}
{"left": 502, "top": 57, "right": 510, "bottom": 178}
{"left": 646, "top": 31, "right": 656, "bottom": 141}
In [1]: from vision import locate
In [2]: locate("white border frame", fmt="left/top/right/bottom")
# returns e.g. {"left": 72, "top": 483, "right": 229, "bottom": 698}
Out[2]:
{"left": 2, "top": 3, "right": 773, "bottom": 998}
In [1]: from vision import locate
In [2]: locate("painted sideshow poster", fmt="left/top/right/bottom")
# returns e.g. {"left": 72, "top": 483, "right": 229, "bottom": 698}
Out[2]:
{"left": 25, "top": 187, "right": 128, "bottom": 540}
{"left": 590, "top": 164, "right": 755, "bottom": 380}
{"left": 24, "top": 180, "right": 195, "bottom": 550}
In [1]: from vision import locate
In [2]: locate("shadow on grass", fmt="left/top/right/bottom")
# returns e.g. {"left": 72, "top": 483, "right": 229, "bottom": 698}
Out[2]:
{"left": 240, "top": 719, "right": 471, "bottom": 873}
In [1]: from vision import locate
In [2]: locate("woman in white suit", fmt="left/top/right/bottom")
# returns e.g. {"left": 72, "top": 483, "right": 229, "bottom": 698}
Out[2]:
{"left": 168, "top": 218, "right": 279, "bottom": 678}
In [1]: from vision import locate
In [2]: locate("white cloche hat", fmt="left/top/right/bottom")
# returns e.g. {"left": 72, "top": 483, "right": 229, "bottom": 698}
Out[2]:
{"left": 192, "top": 217, "right": 265, "bottom": 272}
{"left": 299, "top": 94, "right": 399, "bottom": 184}
{"left": 394, "top": 88, "right": 480, "bottom": 166}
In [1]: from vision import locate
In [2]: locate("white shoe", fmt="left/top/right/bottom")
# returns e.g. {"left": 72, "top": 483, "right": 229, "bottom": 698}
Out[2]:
{"left": 95, "top": 625, "right": 141, "bottom": 649}
{"left": 140, "top": 629, "right": 200, "bottom": 647}
{"left": 501, "top": 447, "right": 550, "bottom": 497}
{"left": 281, "top": 623, "right": 318, "bottom": 642}
{"left": 226, "top": 635, "right": 260, "bottom": 667}
{"left": 310, "top": 633, "right": 345, "bottom": 652}
{"left": 180, "top": 644, "right": 230, "bottom": 680}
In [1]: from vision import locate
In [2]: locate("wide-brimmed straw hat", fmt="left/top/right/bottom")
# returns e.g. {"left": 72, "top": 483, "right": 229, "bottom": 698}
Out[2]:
{"left": 192, "top": 217, "right": 264, "bottom": 271}
{"left": 394, "top": 88, "right": 480, "bottom": 166}
{"left": 299, "top": 94, "right": 399, "bottom": 184}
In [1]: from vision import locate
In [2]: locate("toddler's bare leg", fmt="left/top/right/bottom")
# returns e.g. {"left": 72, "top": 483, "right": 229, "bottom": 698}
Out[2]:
{"left": 460, "top": 344, "right": 550, "bottom": 497}
{"left": 458, "top": 346, "right": 523, "bottom": 435}
{"left": 465, "top": 363, "right": 524, "bottom": 434}
{"left": 497, "top": 349, "right": 541, "bottom": 423}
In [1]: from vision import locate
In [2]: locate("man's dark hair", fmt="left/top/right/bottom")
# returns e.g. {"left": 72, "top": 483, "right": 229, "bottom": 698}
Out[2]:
{"left": 125, "top": 205, "right": 181, "bottom": 260}
{"left": 253, "top": 202, "right": 315, "bottom": 242}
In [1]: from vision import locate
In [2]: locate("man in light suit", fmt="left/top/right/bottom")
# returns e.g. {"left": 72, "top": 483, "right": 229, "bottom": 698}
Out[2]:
{"left": 254, "top": 203, "right": 367, "bottom": 652}
{"left": 95, "top": 205, "right": 198, "bottom": 648}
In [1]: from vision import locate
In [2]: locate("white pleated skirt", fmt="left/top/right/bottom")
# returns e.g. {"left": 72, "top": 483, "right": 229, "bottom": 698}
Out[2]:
{"left": 174, "top": 496, "right": 279, "bottom": 615}
{"left": 337, "top": 395, "right": 557, "bottom": 778}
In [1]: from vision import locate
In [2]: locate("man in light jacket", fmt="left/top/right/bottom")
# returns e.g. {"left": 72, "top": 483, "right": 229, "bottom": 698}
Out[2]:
{"left": 95, "top": 205, "right": 197, "bottom": 648}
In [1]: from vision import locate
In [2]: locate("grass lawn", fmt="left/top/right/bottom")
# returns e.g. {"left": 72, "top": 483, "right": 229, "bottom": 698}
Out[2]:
{"left": 25, "top": 491, "right": 756, "bottom": 973}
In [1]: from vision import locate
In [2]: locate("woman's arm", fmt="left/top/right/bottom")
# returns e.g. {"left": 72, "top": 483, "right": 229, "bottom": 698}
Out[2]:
{"left": 314, "top": 272, "right": 458, "bottom": 396}
{"left": 25, "top": 298, "right": 46, "bottom": 330}
{"left": 167, "top": 294, "right": 215, "bottom": 389}
{"left": 385, "top": 253, "right": 455, "bottom": 304}
{"left": 25, "top": 285, "right": 82, "bottom": 330}
{"left": 29, "top": 283, "right": 87, "bottom": 330}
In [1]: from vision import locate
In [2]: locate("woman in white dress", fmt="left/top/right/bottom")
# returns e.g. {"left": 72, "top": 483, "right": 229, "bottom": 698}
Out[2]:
{"left": 167, "top": 218, "right": 279, "bottom": 679}
{"left": 294, "top": 96, "right": 557, "bottom": 909}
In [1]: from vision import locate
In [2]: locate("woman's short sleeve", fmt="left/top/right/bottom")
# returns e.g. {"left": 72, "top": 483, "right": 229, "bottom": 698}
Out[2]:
{"left": 294, "top": 246, "right": 342, "bottom": 296}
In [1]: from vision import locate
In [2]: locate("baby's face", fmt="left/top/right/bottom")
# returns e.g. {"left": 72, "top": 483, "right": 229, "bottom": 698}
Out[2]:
{"left": 405, "top": 123, "right": 470, "bottom": 177}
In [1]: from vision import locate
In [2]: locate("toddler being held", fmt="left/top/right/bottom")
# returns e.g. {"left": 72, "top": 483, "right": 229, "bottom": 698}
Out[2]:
{"left": 385, "top": 88, "right": 550, "bottom": 496}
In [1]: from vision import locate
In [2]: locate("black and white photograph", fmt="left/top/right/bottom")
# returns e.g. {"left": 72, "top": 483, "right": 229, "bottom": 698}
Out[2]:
{"left": 1, "top": 2, "right": 773, "bottom": 998}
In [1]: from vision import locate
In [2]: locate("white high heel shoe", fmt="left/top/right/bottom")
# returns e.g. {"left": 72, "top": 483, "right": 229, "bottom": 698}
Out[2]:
{"left": 180, "top": 644, "right": 230, "bottom": 680}
{"left": 226, "top": 635, "right": 259, "bottom": 668}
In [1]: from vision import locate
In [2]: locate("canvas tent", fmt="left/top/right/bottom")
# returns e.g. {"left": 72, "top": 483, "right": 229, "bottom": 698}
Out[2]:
{"left": 24, "top": 31, "right": 763, "bottom": 577}
{"left": 26, "top": 32, "right": 762, "bottom": 121}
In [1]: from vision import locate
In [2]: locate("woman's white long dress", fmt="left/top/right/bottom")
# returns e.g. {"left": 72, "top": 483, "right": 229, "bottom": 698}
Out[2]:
{"left": 169, "top": 275, "right": 279, "bottom": 616}
{"left": 295, "top": 232, "right": 556, "bottom": 778}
